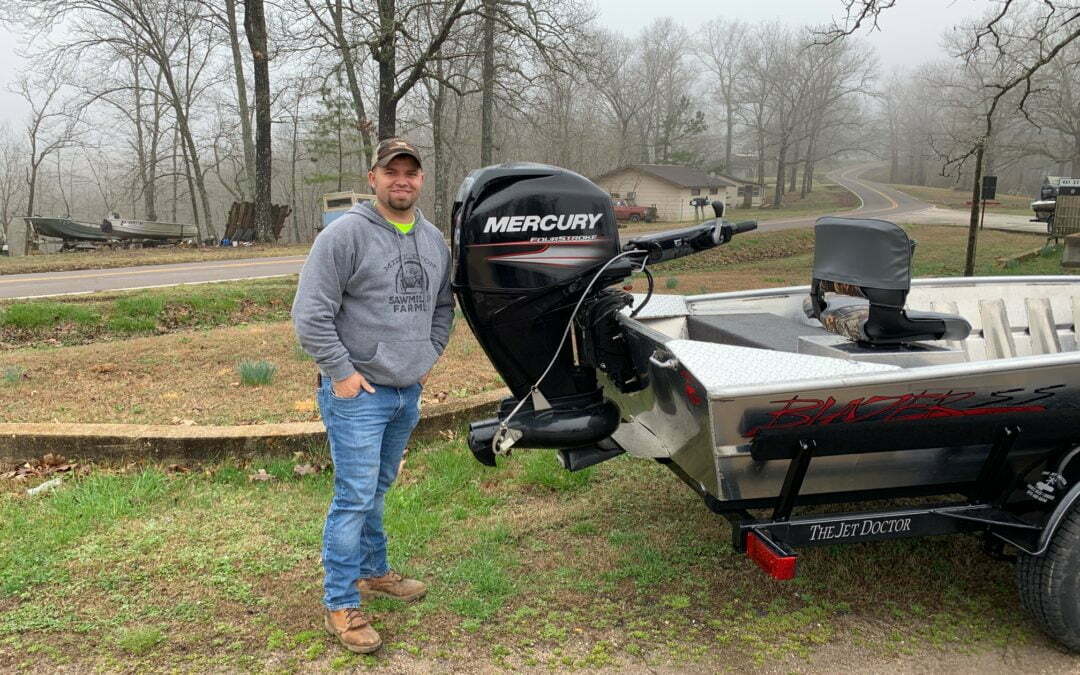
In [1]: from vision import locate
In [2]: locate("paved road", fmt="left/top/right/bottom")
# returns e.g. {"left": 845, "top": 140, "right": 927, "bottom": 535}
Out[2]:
{"left": 0, "top": 255, "right": 307, "bottom": 300}
{"left": 0, "top": 166, "right": 1041, "bottom": 300}
{"left": 756, "top": 163, "right": 930, "bottom": 232}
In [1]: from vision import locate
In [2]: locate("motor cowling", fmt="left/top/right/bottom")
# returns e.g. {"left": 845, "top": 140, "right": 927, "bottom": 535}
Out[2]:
{"left": 452, "top": 162, "right": 627, "bottom": 400}
{"left": 451, "top": 163, "right": 630, "bottom": 464}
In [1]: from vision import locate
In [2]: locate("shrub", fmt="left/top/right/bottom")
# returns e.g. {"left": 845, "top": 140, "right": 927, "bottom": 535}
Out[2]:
{"left": 3, "top": 366, "right": 23, "bottom": 385}
{"left": 665, "top": 276, "right": 679, "bottom": 290}
{"left": 238, "top": 360, "right": 277, "bottom": 386}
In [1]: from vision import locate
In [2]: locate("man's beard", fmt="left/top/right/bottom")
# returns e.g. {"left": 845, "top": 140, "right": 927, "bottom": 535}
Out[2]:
{"left": 387, "top": 193, "right": 417, "bottom": 211}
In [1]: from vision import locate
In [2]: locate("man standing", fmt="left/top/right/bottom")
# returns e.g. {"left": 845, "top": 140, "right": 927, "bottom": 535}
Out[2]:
{"left": 292, "top": 138, "right": 453, "bottom": 654}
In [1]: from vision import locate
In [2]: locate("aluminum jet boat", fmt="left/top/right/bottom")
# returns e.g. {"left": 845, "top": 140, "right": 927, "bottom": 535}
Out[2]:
{"left": 451, "top": 163, "right": 1080, "bottom": 650}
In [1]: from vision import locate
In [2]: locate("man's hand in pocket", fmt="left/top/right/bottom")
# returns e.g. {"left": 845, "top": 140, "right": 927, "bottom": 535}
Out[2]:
{"left": 332, "top": 372, "right": 375, "bottom": 398}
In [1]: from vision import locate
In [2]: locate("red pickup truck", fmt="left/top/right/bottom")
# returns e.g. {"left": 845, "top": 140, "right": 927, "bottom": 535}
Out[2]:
{"left": 611, "top": 199, "right": 657, "bottom": 223}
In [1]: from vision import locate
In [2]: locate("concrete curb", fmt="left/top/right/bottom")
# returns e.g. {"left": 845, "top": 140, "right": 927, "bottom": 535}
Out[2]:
{"left": 0, "top": 389, "right": 507, "bottom": 465}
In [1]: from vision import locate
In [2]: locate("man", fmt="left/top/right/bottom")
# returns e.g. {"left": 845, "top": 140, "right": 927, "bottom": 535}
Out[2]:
{"left": 292, "top": 137, "right": 453, "bottom": 654}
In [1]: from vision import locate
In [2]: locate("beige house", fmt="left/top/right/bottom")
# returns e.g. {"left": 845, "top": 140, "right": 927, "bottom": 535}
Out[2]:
{"left": 593, "top": 164, "right": 761, "bottom": 221}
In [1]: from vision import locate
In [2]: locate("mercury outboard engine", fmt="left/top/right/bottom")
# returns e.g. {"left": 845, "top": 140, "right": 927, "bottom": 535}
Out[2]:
{"left": 452, "top": 162, "right": 754, "bottom": 470}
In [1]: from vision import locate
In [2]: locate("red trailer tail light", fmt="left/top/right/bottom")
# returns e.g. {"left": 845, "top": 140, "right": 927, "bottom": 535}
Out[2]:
{"left": 746, "top": 532, "right": 798, "bottom": 580}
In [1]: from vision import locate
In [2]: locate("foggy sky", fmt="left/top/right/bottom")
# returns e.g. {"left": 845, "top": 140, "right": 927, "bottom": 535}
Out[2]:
{"left": 0, "top": 0, "right": 985, "bottom": 129}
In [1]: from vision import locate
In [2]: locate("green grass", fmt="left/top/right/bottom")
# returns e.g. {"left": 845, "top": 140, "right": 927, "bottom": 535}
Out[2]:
{"left": 237, "top": 360, "right": 277, "bottom": 386}
{"left": 0, "top": 277, "right": 295, "bottom": 348}
{"left": 0, "top": 302, "right": 100, "bottom": 329}
{"left": 2, "top": 365, "right": 22, "bottom": 384}
{"left": 0, "top": 441, "right": 1042, "bottom": 671}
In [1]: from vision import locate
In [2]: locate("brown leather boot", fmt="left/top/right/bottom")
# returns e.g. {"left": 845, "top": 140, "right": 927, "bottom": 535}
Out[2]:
{"left": 324, "top": 608, "right": 382, "bottom": 654}
{"left": 357, "top": 570, "right": 427, "bottom": 602}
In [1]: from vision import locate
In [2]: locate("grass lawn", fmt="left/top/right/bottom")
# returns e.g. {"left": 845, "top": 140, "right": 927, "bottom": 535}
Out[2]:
{"left": 0, "top": 225, "right": 1066, "bottom": 426}
{"left": 0, "top": 243, "right": 309, "bottom": 276}
{"left": 888, "top": 183, "right": 1034, "bottom": 216}
{"left": 0, "top": 442, "right": 1050, "bottom": 672}
{"left": 640, "top": 224, "right": 1056, "bottom": 295}
{"left": 0, "top": 277, "right": 298, "bottom": 350}
{"left": 0, "top": 320, "right": 500, "bottom": 426}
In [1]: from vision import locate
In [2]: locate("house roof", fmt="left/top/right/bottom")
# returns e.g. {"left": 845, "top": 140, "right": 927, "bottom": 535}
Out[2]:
{"left": 595, "top": 164, "right": 747, "bottom": 189}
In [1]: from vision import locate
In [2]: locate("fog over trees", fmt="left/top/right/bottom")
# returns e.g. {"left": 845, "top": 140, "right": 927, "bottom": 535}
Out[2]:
{"left": 0, "top": 0, "right": 1076, "bottom": 244}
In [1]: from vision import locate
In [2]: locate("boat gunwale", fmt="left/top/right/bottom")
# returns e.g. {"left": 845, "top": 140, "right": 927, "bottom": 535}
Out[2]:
{"left": 622, "top": 275, "right": 1080, "bottom": 399}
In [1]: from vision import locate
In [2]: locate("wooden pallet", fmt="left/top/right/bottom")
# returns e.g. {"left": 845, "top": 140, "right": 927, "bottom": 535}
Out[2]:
{"left": 223, "top": 202, "right": 292, "bottom": 241}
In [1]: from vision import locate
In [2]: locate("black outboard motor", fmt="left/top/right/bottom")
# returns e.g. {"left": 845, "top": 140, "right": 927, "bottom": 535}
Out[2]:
{"left": 452, "top": 163, "right": 629, "bottom": 467}
{"left": 453, "top": 163, "right": 756, "bottom": 469}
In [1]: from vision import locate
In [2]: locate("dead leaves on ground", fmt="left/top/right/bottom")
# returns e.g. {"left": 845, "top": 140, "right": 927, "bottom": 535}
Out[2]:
{"left": 1, "top": 453, "right": 83, "bottom": 481}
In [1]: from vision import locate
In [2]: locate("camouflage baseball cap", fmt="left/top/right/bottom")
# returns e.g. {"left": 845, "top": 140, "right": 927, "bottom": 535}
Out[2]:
{"left": 372, "top": 137, "right": 422, "bottom": 169}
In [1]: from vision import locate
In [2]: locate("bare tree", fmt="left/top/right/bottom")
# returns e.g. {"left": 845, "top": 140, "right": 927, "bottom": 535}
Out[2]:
{"left": 825, "top": 0, "right": 1080, "bottom": 275}
{"left": 0, "top": 125, "right": 25, "bottom": 244}
{"left": 14, "top": 72, "right": 81, "bottom": 254}
{"left": 6, "top": 0, "right": 227, "bottom": 241}
{"left": 698, "top": 18, "right": 747, "bottom": 173}
{"left": 245, "top": 0, "right": 273, "bottom": 240}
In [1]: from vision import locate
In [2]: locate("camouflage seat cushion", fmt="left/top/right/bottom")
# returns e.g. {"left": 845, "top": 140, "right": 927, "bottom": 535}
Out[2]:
{"left": 802, "top": 295, "right": 870, "bottom": 342}
{"left": 803, "top": 295, "right": 972, "bottom": 344}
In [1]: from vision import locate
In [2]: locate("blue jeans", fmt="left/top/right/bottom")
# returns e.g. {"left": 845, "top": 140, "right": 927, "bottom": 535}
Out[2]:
{"left": 317, "top": 376, "right": 422, "bottom": 610}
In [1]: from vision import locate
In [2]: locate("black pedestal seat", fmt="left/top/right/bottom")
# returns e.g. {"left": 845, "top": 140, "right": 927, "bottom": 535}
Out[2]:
{"left": 805, "top": 217, "right": 971, "bottom": 346}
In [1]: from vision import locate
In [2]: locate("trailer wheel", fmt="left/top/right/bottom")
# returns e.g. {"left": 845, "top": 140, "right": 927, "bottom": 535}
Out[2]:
{"left": 629, "top": 213, "right": 641, "bottom": 223}
{"left": 1016, "top": 502, "right": 1080, "bottom": 651}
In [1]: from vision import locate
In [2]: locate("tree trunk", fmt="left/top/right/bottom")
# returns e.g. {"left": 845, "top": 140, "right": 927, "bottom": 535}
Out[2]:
{"left": 773, "top": 141, "right": 787, "bottom": 208}
{"left": 963, "top": 142, "right": 985, "bottom": 277}
{"left": 245, "top": 0, "right": 272, "bottom": 241}
{"left": 146, "top": 76, "right": 162, "bottom": 221}
{"left": 331, "top": 0, "right": 374, "bottom": 168}
{"left": 226, "top": 0, "right": 257, "bottom": 198}
{"left": 430, "top": 79, "right": 449, "bottom": 232}
{"left": 179, "top": 127, "right": 200, "bottom": 235}
{"left": 23, "top": 160, "right": 38, "bottom": 255}
{"left": 133, "top": 57, "right": 149, "bottom": 218}
{"left": 171, "top": 126, "right": 179, "bottom": 222}
{"left": 756, "top": 130, "right": 766, "bottom": 191}
{"left": 801, "top": 137, "right": 815, "bottom": 198}
{"left": 53, "top": 153, "right": 68, "bottom": 216}
{"left": 724, "top": 103, "right": 734, "bottom": 172}
{"left": 290, "top": 99, "right": 301, "bottom": 243}
{"left": 161, "top": 64, "right": 214, "bottom": 240}
{"left": 480, "top": 0, "right": 495, "bottom": 165}
{"left": 787, "top": 145, "right": 798, "bottom": 195}
{"left": 376, "top": 0, "right": 397, "bottom": 139}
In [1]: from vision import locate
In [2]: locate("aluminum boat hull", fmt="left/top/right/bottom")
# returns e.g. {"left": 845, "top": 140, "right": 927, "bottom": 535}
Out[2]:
{"left": 107, "top": 218, "right": 197, "bottom": 240}
{"left": 606, "top": 276, "right": 1080, "bottom": 506}
{"left": 25, "top": 217, "right": 113, "bottom": 242}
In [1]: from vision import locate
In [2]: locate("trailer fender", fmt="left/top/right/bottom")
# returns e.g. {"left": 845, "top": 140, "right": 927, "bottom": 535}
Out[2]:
{"left": 1032, "top": 482, "right": 1080, "bottom": 557}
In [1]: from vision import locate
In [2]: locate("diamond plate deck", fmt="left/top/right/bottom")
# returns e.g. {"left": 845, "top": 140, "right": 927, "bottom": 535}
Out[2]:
{"left": 666, "top": 340, "right": 899, "bottom": 393}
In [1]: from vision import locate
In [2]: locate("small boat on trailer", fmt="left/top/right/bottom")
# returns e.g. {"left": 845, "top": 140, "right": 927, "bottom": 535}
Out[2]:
{"left": 451, "top": 163, "right": 1080, "bottom": 650}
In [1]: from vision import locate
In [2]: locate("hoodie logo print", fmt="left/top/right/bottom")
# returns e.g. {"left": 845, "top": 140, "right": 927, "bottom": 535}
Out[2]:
{"left": 390, "top": 259, "right": 430, "bottom": 313}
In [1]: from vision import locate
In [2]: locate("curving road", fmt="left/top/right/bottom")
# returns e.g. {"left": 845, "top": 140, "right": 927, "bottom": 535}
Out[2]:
{"left": 755, "top": 163, "right": 930, "bottom": 232}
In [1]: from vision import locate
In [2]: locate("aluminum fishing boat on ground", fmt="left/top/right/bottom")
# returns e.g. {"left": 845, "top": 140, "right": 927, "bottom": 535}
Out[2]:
{"left": 24, "top": 216, "right": 113, "bottom": 242}
{"left": 450, "top": 163, "right": 1080, "bottom": 650}
{"left": 103, "top": 214, "right": 197, "bottom": 241}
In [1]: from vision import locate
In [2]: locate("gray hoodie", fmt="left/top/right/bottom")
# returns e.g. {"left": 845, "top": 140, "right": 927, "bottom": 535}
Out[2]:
{"left": 292, "top": 200, "right": 454, "bottom": 388}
